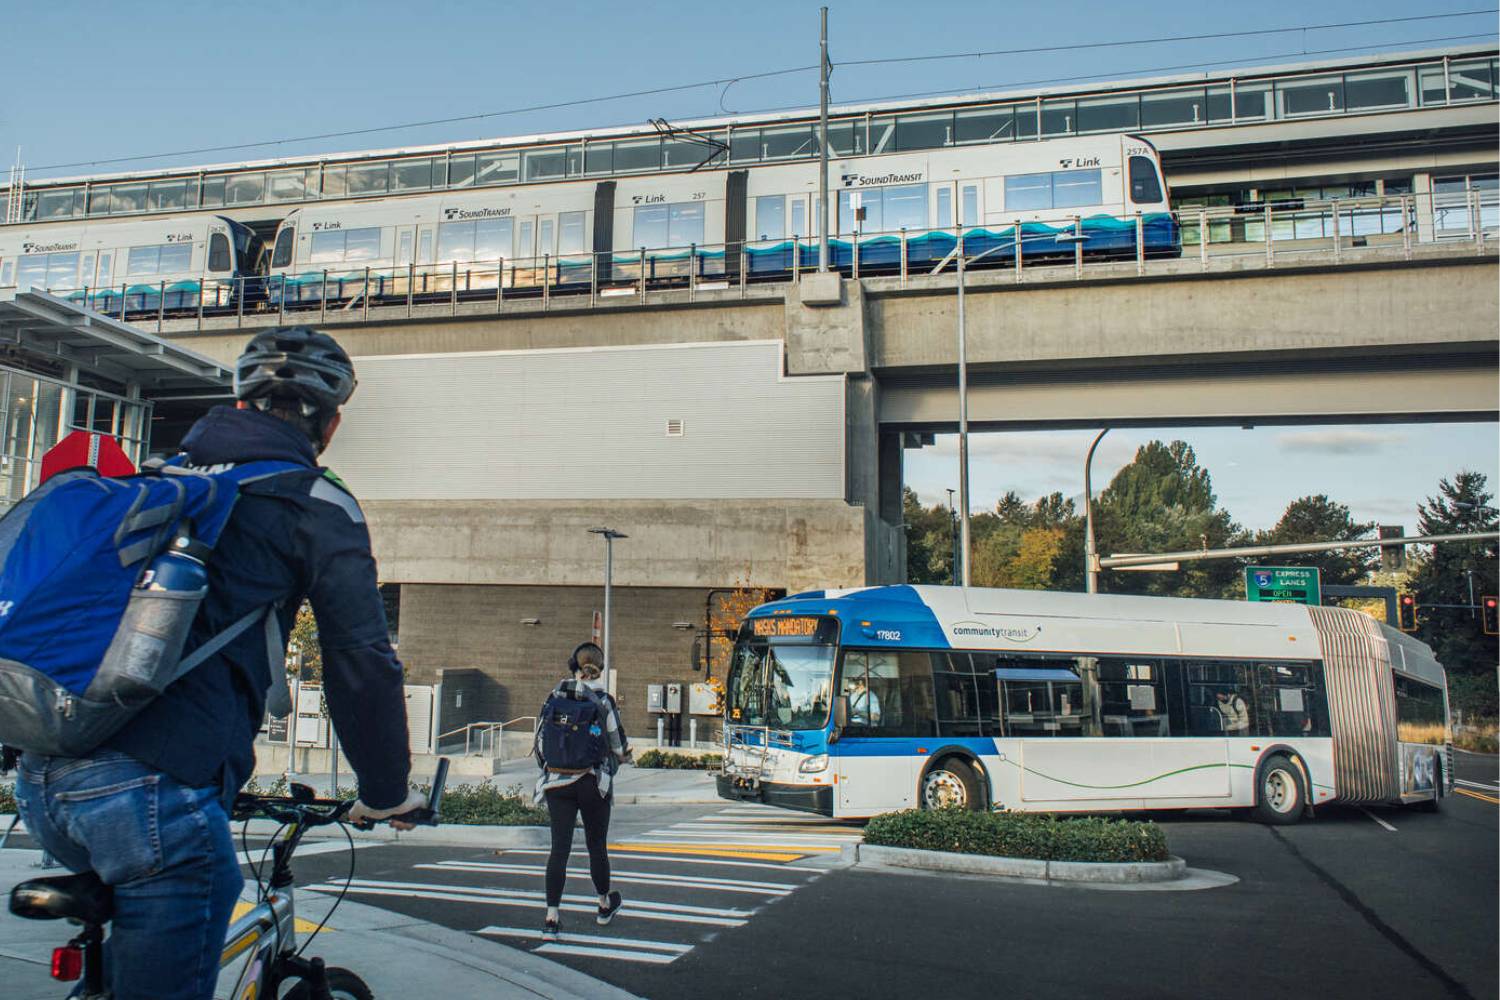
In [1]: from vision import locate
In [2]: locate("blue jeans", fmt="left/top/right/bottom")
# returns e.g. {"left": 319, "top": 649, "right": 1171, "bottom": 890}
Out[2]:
{"left": 15, "top": 751, "right": 243, "bottom": 1000}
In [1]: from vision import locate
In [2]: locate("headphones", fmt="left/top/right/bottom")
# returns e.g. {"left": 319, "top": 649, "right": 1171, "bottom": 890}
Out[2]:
{"left": 569, "top": 642, "right": 604, "bottom": 674}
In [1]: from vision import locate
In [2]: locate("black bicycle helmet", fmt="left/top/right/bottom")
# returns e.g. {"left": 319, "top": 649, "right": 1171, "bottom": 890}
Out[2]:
{"left": 234, "top": 326, "right": 357, "bottom": 415}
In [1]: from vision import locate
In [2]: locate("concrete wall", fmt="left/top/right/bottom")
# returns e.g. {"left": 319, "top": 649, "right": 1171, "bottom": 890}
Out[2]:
{"left": 399, "top": 582, "right": 720, "bottom": 738}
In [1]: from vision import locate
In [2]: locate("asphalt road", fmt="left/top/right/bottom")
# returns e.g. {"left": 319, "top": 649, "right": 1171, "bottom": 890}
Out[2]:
{"left": 5, "top": 754, "right": 1495, "bottom": 999}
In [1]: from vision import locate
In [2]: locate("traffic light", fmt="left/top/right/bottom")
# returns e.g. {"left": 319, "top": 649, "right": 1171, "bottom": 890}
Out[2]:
{"left": 1397, "top": 593, "right": 1418, "bottom": 632}
{"left": 1483, "top": 596, "right": 1499, "bottom": 636}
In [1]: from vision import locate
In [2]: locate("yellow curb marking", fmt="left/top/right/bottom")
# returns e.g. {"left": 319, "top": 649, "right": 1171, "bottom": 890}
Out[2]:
{"left": 1454, "top": 787, "right": 1500, "bottom": 805}
{"left": 607, "top": 843, "right": 810, "bottom": 862}
{"left": 231, "top": 900, "right": 328, "bottom": 935}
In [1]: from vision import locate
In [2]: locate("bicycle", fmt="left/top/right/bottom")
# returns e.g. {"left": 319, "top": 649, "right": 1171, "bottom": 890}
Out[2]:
{"left": 8, "top": 758, "right": 450, "bottom": 1000}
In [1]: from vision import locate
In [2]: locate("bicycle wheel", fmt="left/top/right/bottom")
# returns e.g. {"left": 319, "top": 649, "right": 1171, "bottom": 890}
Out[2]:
{"left": 279, "top": 966, "right": 374, "bottom": 1000}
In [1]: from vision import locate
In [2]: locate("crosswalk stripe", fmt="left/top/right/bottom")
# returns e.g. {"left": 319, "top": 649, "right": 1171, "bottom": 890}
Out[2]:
{"left": 497, "top": 848, "right": 813, "bottom": 873}
{"left": 422, "top": 861, "right": 799, "bottom": 892}
{"left": 536, "top": 943, "right": 679, "bottom": 964}
{"left": 306, "top": 884, "right": 747, "bottom": 927}
{"left": 237, "top": 840, "right": 378, "bottom": 869}
{"left": 478, "top": 925, "right": 692, "bottom": 954}
{"left": 321, "top": 879, "right": 754, "bottom": 919}
{"left": 418, "top": 863, "right": 790, "bottom": 896}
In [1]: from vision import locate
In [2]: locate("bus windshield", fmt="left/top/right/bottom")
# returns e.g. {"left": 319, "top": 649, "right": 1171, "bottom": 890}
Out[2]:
{"left": 727, "top": 639, "right": 836, "bottom": 731}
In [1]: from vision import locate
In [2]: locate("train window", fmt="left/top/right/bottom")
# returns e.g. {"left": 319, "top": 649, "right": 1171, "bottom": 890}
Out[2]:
{"left": 392, "top": 159, "right": 433, "bottom": 191}
{"left": 1041, "top": 99, "right": 1075, "bottom": 136}
{"left": 632, "top": 201, "right": 703, "bottom": 248}
{"left": 837, "top": 183, "right": 927, "bottom": 234}
{"left": 936, "top": 187, "right": 952, "bottom": 229}
{"left": 0, "top": 260, "right": 12, "bottom": 286}
{"left": 475, "top": 152, "right": 519, "bottom": 185}
{"left": 1129, "top": 157, "right": 1162, "bottom": 204}
{"left": 954, "top": 107, "right": 1014, "bottom": 143}
{"left": 1005, "top": 172, "right": 1051, "bottom": 211}
{"left": 448, "top": 155, "right": 476, "bottom": 187}
{"left": 475, "top": 219, "right": 512, "bottom": 260}
{"left": 1141, "top": 88, "right": 1206, "bottom": 127}
{"left": 309, "top": 231, "right": 344, "bottom": 264}
{"left": 224, "top": 173, "right": 265, "bottom": 206}
{"left": 558, "top": 212, "right": 587, "bottom": 254}
{"left": 159, "top": 243, "right": 192, "bottom": 274}
{"left": 397, "top": 231, "right": 413, "bottom": 265}
{"left": 613, "top": 139, "right": 661, "bottom": 174}
{"left": 208, "top": 234, "right": 231, "bottom": 273}
{"left": 272, "top": 227, "right": 295, "bottom": 268}
{"left": 96, "top": 253, "right": 112, "bottom": 288}
{"left": 790, "top": 198, "right": 807, "bottom": 238}
{"left": 347, "top": 163, "right": 389, "bottom": 195}
{"left": 761, "top": 124, "right": 815, "bottom": 160}
{"left": 756, "top": 195, "right": 785, "bottom": 240}
{"left": 418, "top": 231, "right": 433, "bottom": 264}
{"left": 961, "top": 185, "right": 978, "bottom": 226}
{"left": 1053, "top": 169, "right": 1102, "bottom": 208}
{"left": 343, "top": 228, "right": 382, "bottom": 262}
{"left": 1076, "top": 95, "right": 1139, "bottom": 133}
{"left": 524, "top": 148, "right": 570, "bottom": 182}
{"left": 895, "top": 112, "right": 951, "bottom": 151}
{"left": 539, "top": 219, "right": 555, "bottom": 255}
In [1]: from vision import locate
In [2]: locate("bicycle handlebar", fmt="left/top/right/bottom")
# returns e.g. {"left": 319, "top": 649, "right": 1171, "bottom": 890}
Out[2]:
{"left": 232, "top": 758, "right": 450, "bottom": 830}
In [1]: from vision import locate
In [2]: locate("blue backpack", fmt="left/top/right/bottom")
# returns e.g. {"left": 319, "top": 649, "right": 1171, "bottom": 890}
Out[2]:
{"left": 0, "top": 458, "right": 300, "bottom": 758}
{"left": 540, "top": 686, "right": 613, "bottom": 772}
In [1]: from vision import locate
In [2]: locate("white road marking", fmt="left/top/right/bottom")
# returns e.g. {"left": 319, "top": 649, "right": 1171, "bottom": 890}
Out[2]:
{"left": 419, "top": 861, "right": 796, "bottom": 894}
{"left": 237, "top": 840, "right": 378, "bottom": 869}
{"left": 307, "top": 885, "right": 747, "bottom": 926}
{"left": 1456, "top": 778, "right": 1499, "bottom": 791}
{"left": 478, "top": 925, "right": 691, "bottom": 954}
{"left": 536, "top": 943, "right": 679, "bottom": 964}
{"left": 496, "top": 848, "right": 813, "bottom": 873}
{"left": 1359, "top": 807, "right": 1398, "bottom": 832}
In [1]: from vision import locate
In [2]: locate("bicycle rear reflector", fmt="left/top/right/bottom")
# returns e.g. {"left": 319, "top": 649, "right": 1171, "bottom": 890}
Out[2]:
{"left": 51, "top": 944, "right": 83, "bottom": 981}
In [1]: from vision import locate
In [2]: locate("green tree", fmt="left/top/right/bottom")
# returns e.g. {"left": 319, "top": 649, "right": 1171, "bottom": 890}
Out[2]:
{"left": 902, "top": 487, "right": 958, "bottom": 585}
{"left": 1094, "top": 440, "right": 1244, "bottom": 598}
{"left": 1408, "top": 471, "right": 1497, "bottom": 720}
{"left": 287, "top": 601, "right": 321, "bottom": 681}
{"left": 1254, "top": 495, "right": 1377, "bottom": 586}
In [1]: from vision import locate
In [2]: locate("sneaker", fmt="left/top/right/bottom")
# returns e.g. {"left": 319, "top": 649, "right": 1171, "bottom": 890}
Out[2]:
{"left": 542, "top": 917, "right": 560, "bottom": 940}
{"left": 597, "top": 890, "right": 623, "bottom": 926}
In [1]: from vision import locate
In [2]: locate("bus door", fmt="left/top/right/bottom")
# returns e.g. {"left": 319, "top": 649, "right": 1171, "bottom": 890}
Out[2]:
{"left": 835, "top": 649, "right": 921, "bottom": 815}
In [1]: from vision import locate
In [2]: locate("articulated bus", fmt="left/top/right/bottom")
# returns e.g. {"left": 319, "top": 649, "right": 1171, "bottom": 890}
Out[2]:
{"left": 718, "top": 585, "right": 1452, "bottom": 824}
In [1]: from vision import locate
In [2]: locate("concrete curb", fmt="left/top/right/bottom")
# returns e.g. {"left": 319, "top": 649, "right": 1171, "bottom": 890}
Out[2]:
{"left": 4, "top": 814, "right": 550, "bottom": 849}
{"left": 845, "top": 843, "right": 1188, "bottom": 884}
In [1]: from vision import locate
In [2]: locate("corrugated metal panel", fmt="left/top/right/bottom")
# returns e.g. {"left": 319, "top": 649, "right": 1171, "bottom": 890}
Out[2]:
{"left": 325, "top": 340, "right": 845, "bottom": 501}
{"left": 1310, "top": 606, "right": 1400, "bottom": 804}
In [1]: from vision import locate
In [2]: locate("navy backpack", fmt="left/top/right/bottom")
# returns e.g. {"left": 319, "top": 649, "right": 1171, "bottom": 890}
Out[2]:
{"left": 539, "top": 686, "right": 613, "bottom": 772}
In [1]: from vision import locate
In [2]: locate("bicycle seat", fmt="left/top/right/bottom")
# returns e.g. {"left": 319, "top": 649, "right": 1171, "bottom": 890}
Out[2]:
{"left": 9, "top": 871, "right": 114, "bottom": 925}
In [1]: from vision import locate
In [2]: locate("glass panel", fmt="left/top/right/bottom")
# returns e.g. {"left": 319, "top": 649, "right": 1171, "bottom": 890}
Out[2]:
{"left": 761, "top": 124, "right": 816, "bottom": 160}
{"left": 208, "top": 233, "right": 231, "bottom": 272}
{"left": 895, "top": 112, "right": 952, "bottom": 150}
{"left": 320, "top": 166, "right": 347, "bottom": 198}
{"left": 1448, "top": 59, "right": 1496, "bottom": 102}
{"left": 841, "top": 650, "right": 935, "bottom": 738}
{"left": 35, "top": 189, "right": 78, "bottom": 219}
{"left": 0, "top": 261, "right": 11, "bottom": 286}
{"left": 668, "top": 201, "right": 704, "bottom": 245}
{"left": 790, "top": 197, "right": 806, "bottom": 237}
{"left": 1141, "top": 88, "right": 1206, "bottom": 127}
{"left": 158, "top": 243, "right": 192, "bottom": 274}
{"left": 46, "top": 252, "right": 79, "bottom": 288}
{"left": 557, "top": 212, "right": 586, "bottom": 254}
{"left": 418, "top": 230, "right": 433, "bottom": 264}
{"left": 1233, "top": 82, "right": 1271, "bottom": 120}
{"left": 224, "top": 173, "right": 264, "bottom": 205}
{"left": 869, "top": 116, "right": 896, "bottom": 154}
{"left": 961, "top": 184, "right": 978, "bottom": 226}
{"left": 1076, "top": 95, "right": 1139, "bottom": 132}
{"left": 96, "top": 252, "right": 112, "bottom": 287}
{"left": 271, "top": 227, "right": 295, "bottom": 268}
{"left": 612, "top": 139, "right": 661, "bottom": 173}
{"left": 432, "top": 158, "right": 448, "bottom": 187}
{"left": 342, "top": 227, "right": 382, "bottom": 262}
{"left": 1344, "top": 69, "right": 1413, "bottom": 111}
{"left": 523, "top": 148, "right": 570, "bottom": 181}
{"left": 826, "top": 120, "right": 863, "bottom": 156}
{"left": 113, "top": 184, "right": 147, "bottom": 213}
{"left": 1206, "top": 86, "right": 1233, "bottom": 122}
{"left": 998, "top": 661, "right": 1086, "bottom": 737}
{"left": 1098, "top": 659, "right": 1167, "bottom": 737}
{"left": 266, "top": 170, "right": 305, "bottom": 203}
{"left": 346, "top": 162, "right": 388, "bottom": 194}
{"left": 1129, "top": 157, "right": 1162, "bottom": 204}
{"left": 756, "top": 195, "right": 785, "bottom": 240}
{"left": 1006, "top": 171, "right": 1052, "bottom": 211}
{"left": 1394, "top": 675, "right": 1447, "bottom": 740}
{"left": 837, "top": 189, "right": 872, "bottom": 233}
{"left": 729, "top": 129, "right": 760, "bottom": 163}
{"left": 154, "top": 179, "right": 194, "bottom": 210}
{"left": 1053, "top": 168, "right": 1102, "bottom": 209}
{"left": 437, "top": 221, "right": 476, "bottom": 262}
{"left": 396, "top": 230, "right": 413, "bottom": 265}
{"left": 16, "top": 256, "right": 48, "bottom": 289}
{"left": 1279, "top": 75, "right": 1344, "bottom": 116}
{"left": 936, "top": 187, "right": 952, "bottom": 229}
{"left": 88, "top": 186, "right": 117, "bottom": 215}
{"left": 954, "top": 106, "right": 1014, "bottom": 143}
{"left": 1015, "top": 104, "right": 1040, "bottom": 140}
{"left": 1419, "top": 65, "right": 1449, "bottom": 106}
{"left": 448, "top": 155, "right": 476, "bottom": 187}
{"left": 391, "top": 158, "right": 433, "bottom": 191}
{"left": 474, "top": 152, "right": 518, "bottom": 185}
{"left": 1180, "top": 661, "right": 1257, "bottom": 736}
{"left": 127, "top": 246, "right": 160, "bottom": 276}
{"left": 309, "top": 231, "right": 344, "bottom": 264}
{"left": 476, "top": 218, "right": 513, "bottom": 260}
{"left": 1255, "top": 663, "right": 1326, "bottom": 737}
{"left": 1041, "top": 99, "right": 1075, "bottom": 136}
{"left": 882, "top": 183, "right": 928, "bottom": 231}
{"left": 584, "top": 142, "right": 613, "bottom": 175}
{"left": 662, "top": 138, "right": 710, "bottom": 169}
{"left": 538, "top": 218, "right": 554, "bottom": 255}
{"left": 633, "top": 204, "right": 669, "bottom": 248}
{"left": 761, "top": 644, "right": 835, "bottom": 730}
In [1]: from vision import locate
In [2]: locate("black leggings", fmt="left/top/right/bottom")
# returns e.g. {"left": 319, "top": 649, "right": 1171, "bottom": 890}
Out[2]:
{"left": 544, "top": 773, "right": 612, "bottom": 907}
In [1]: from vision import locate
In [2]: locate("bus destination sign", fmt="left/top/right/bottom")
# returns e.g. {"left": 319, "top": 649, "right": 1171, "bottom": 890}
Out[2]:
{"left": 751, "top": 616, "right": 823, "bottom": 637}
{"left": 1245, "top": 566, "right": 1322, "bottom": 606}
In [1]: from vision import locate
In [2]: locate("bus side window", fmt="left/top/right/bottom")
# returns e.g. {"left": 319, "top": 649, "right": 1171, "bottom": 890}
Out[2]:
{"left": 1253, "top": 662, "right": 1325, "bottom": 737}
{"left": 208, "top": 233, "right": 232, "bottom": 273}
{"left": 1098, "top": 658, "right": 1167, "bottom": 737}
{"left": 1181, "top": 661, "right": 1257, "bottom": 736}
{"left": 842, "top": 650, "right": 934, "bottom": 737}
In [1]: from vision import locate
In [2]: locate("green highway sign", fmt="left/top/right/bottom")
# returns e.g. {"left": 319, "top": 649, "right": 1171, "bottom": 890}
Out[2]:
{"left": 1245, "top": 566, "right": 1322, "bottom": 606}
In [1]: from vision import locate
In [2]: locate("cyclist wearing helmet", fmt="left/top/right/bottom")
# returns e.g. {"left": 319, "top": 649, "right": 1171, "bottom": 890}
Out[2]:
{"left": 14, "top": 327, "right": 419, "bottom": 1000}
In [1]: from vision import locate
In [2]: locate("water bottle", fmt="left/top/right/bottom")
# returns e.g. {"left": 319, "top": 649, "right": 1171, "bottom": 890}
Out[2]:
{"left": 88, "top": 534, "right": 210, "bottom": 708}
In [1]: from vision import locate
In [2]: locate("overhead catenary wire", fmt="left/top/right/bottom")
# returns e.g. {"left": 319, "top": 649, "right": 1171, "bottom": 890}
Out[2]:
{"left": 15, "top": 8, "right": 1499, "bottom": 178}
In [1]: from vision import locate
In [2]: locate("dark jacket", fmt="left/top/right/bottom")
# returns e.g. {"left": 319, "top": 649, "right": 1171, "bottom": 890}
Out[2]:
{"left": 106, "top": 406, "right": 411, "bottom": 808}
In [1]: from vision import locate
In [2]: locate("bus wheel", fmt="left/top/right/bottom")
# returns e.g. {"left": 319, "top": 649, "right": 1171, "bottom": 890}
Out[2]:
{"left": 922, "top": 759, "right": 980, "bottom": 811}
{"left": 1414, "top": 760, "right": 1443, "bottom": 813}
{"left": 1253, "top": 755, "right": 1305, "bottom": 825}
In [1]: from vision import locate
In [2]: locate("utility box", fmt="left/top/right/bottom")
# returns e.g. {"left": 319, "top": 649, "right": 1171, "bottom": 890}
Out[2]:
{"left": 688, "top": 682, "right": 717, "bottom": 715}
{"left": 664, "top": 682, "right": 683, "bottom": 714}
{"left": 646, "top": 684, "right": 666, "bottom": 713}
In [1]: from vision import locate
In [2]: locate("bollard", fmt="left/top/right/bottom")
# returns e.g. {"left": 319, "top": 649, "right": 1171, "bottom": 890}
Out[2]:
{"left": 690, "top": 718, "right": 698, "bottom": 748}
{"left": 657, "top": 716, "right": 665, "bottom": 748}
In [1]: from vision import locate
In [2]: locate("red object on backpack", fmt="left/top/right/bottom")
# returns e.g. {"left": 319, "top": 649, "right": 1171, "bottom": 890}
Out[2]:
{"left": 39, "top": 431, "right": 137, "bottom": 483}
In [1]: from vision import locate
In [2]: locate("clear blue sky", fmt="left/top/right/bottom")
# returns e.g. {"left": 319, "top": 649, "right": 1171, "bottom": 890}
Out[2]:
{"left": 2, "top": 1, "right": 1495, "bottom": 178}
{"left": 3, "top": 3, "right": 1495, "bottom": 528}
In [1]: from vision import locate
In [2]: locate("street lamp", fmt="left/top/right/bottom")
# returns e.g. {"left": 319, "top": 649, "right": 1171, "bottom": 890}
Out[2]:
{"left": 1083, "top": 428, "right": 1110, "bottom": 595}
{"left": 946, "top": 488, "right": 959, "bottom": 586}
{"left": 588, "top": 527, "right": 627, "bottom": 696}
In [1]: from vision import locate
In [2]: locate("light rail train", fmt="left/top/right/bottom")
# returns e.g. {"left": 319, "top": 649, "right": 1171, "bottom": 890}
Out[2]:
{"left": 718, "top": 585, "right": 1452, "bottom": 823}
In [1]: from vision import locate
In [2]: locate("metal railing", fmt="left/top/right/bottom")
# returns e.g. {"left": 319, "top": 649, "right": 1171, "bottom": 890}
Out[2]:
{"left": 3, "top": 190, "right": 1494, "bottom": 334}
{"left": 436, "top": 716, "right": 538, "bottom": 760}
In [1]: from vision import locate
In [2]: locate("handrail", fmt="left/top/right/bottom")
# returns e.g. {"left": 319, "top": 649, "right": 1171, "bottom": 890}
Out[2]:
{"left": 436, "top": 716, "right": 538, "bottom": 758}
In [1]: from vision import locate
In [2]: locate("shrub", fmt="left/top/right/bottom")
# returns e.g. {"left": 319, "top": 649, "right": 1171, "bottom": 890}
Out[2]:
{"left": 1454, "top": 721, "right": 1498, "bottom": 754}
{"left": 0, "top": 782, "right": 15, "bottom": 815}
{"left": 863, "top": 808, "right": 1169, "bottom": 864}
{"left": 633, "top": 749, "right": 723, "bottom": 770}
{"left": 435, "top": 781, "right": 547, "bottom": 826}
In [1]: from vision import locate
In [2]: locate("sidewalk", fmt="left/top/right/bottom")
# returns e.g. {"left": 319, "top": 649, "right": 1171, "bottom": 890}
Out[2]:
{"left": 0, "top": 850, "right": 640, "bottom": 1000}
{"left": 255, "top": 759, "right": 724, "bottom": 806}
